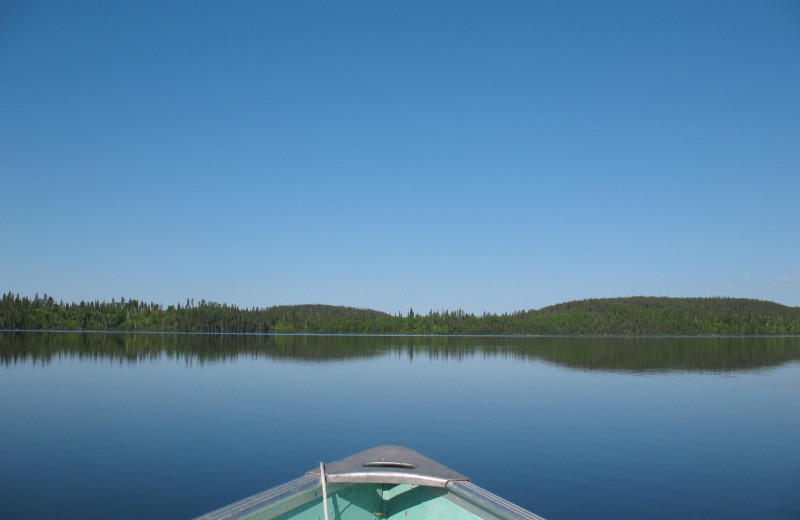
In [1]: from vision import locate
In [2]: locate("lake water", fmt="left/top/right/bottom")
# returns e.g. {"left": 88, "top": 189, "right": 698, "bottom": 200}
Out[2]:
{"left": 1, "top": 332, "right": 799, "bottom": 520}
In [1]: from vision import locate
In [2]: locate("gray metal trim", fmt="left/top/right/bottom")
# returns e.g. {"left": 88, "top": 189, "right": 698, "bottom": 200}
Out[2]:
{"left": 306, "top": 445, "right": 469, "bottom": 488}
{"left": 191, "top": 475, "right": 321, "bottom": 520}
{"left": 445, "top": 481, "right": 547, "bottom": 520}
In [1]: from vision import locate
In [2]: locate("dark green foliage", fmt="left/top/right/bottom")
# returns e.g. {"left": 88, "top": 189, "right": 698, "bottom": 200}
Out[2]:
{"left": 1, "top": 292, "right": 799, "bottom": 335}
{"left": 523, "top": 296, "right": 800, "bottom": 335}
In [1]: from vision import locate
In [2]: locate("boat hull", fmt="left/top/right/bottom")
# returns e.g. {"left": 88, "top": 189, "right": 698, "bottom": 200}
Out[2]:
{"left": 192, "top": 446, "right": 545, "bottom": 520}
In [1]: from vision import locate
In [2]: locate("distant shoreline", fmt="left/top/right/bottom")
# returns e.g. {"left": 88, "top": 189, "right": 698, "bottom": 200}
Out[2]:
{"left": 2, "top": 329, "right": 800, "bottom": 339}
{"left": 2, "top": 294, "right": 799, "bottom": 335}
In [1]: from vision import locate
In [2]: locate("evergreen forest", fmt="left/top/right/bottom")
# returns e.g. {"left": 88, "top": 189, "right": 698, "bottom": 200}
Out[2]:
{"left": 2, "top": 293, "right": 799, "bottom": 335}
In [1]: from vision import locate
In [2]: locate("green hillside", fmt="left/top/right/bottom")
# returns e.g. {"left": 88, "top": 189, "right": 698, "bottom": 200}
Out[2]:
{"left": 1, "top": 293, "right": 798, "bottom": 335}
{"left": 524, "top": 296, "right": 800, "bottom": 335}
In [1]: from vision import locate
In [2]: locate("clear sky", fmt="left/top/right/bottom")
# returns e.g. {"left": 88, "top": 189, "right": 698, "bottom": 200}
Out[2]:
{"left": 2, "top": 1, "right": 799, "bottom": 314}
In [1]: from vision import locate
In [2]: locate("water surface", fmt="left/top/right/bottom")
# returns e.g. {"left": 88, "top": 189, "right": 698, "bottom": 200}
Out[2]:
{"left": 1, "top": 333, "right": 799, "bottom": 519}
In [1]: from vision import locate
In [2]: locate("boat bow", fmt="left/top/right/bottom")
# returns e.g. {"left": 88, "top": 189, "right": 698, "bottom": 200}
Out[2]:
{"left": 306, "top": 445, "right": 469, "bottom": 488}
{"left": 191, "top": 445, "right": 545, "bottom": 520}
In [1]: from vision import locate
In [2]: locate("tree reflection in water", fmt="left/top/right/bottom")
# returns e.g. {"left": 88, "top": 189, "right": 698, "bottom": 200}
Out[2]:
{"left": 2, "top": 332, "right": 799, "bottom": 373}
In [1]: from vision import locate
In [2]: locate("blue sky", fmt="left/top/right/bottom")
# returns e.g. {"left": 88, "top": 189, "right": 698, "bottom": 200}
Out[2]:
{"left": 2, "top": 1, "right": 799, "bottom": 313}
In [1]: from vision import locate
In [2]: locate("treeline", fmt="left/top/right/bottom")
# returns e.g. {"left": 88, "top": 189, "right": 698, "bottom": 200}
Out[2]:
{"left": 1, "top": 293, "right": 799, "bottom": 335}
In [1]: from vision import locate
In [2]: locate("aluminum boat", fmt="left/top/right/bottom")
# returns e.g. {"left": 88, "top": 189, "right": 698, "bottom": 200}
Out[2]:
{"left": 192, "top": 445, "right": 545, "bottom": 520}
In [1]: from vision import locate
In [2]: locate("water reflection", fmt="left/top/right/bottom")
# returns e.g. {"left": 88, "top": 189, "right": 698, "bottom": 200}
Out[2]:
{"left": 2, "top": 332, "right": 799, "bottom": 373}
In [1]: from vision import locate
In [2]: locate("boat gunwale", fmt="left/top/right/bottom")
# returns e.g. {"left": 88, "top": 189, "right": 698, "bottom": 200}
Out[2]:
{"left": 191, "top": 475, "right": 322, "bottom": 520}
{"left": 446, "top": 481, "right": 547, "bottom": 520}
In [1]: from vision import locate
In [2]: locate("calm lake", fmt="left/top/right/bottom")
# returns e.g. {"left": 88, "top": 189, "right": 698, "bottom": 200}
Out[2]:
{"left": 1, "top": 332, "right": 799, "bottom": 520}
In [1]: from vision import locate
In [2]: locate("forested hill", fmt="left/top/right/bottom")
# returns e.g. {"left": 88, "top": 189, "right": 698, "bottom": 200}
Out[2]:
{"left": 1, "top": 293, "right": 799, "bottom": 335}
{"left": 523, "top": 297, "right": 800, "bottom": 335}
